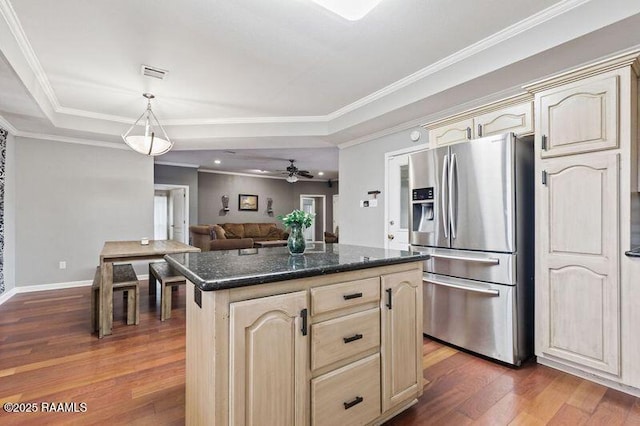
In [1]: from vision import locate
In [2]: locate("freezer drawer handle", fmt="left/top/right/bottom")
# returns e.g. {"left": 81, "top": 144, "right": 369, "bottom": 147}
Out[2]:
{"left": 429, "top": 253, "right": 499, "bottom": 265}
{"left": 426, "top": 278, "right": 500, "bottom": 296}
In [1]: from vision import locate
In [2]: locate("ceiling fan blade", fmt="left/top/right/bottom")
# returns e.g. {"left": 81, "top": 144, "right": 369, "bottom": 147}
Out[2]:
{"left": 298, "top": 172, "right": 314, "bottom": 178}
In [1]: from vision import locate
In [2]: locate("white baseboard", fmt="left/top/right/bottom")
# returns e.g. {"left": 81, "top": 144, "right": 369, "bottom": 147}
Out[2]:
{"left": 0, "top": 274, "right": 150, "bottom": 307}
{"left": 0, "top": 287, "right": 17, "bottom": 306}
{"left": 537, "top": 356, "right": 640, "bottom": 398}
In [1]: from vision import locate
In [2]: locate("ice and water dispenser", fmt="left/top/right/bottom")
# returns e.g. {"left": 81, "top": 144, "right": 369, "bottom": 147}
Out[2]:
{"left": 412, "top": 187, "right": 434, "bottom": 233}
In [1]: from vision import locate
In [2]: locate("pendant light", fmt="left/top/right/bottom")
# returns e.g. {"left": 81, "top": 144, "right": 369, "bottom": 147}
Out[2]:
{"left": 122, "top": 93, "right": 173, "bottom": 156}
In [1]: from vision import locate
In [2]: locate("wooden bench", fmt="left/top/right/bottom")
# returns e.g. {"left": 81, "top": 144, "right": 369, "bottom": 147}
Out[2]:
{"left": 91, "top": 264, "right": 140, "bottom": 332}
{"left": 149, "top": 261, "right": 187, "bottom": 321}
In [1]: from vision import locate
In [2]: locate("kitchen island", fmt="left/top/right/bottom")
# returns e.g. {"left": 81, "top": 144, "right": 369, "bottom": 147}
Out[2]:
{"left": 165, "top": 243, "right": 428, "bottom": 426}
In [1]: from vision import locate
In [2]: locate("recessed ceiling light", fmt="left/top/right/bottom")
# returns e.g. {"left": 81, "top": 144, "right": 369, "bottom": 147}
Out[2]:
{"left": 214, "top": 159, "right": 221, "bottom": 164}
{"left": 311, "top": 0, "right": 383, "bottom": 21}
{"left": 318, "top": 171, "right": 325, "bottom": 176}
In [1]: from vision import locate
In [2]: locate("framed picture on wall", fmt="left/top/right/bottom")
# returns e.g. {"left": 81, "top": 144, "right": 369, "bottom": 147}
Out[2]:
{"left": 238, "top": 194, "right": 259, "bottom": 211}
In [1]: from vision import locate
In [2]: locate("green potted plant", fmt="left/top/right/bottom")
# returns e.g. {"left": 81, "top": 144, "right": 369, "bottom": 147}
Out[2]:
{"left": 277, "top": 209, "right": 314, "bottom": 255}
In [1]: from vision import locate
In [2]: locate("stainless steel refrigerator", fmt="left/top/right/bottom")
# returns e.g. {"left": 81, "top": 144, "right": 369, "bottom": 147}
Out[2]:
{"left": 409, "top": 133, "right": 534, "bottom": 366}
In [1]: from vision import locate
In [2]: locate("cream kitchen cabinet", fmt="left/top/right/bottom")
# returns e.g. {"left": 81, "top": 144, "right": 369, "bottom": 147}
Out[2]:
{"left": 425, "top": 96, "right": 533, "bottom": 147}
{"left": 525, "top": 50, "right": 640, "bottom": 394}
{"left": 229, "top": 291, "right": 309, "bottom": 426}
{"left": 537, "top": 153, "right": 620, "bottom": 375}
{"left": 536, "top": 73, "right": 619, "bottom": 158}
{"left": 183, "top": 256, "right": 425, "bottom": 425}
{"left": 427, "top": 117, "right": 474, "bottom": 146}
{"left": 381, "top": 269, "right": 423, "bottom": 412}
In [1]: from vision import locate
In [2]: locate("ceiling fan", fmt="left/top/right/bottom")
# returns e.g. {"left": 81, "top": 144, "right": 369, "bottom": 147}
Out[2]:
{"left": 282, "top": 159, "right": 314, "bottom": 183}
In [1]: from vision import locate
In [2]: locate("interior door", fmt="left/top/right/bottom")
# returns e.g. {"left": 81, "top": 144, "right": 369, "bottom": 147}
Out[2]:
{"left": 170, "top": 188, "right": 186, "bottom": 243}
{"left": 449, "top": 134, "right": 515, "bottom": 252}
{"left": 153, "top": 192, "right": 168, "bottom": 240}
{"left": 301, "top": 197, "right": 316, "bottom": 242}
{"left": 386, "top": 155, "right": 410, "bottom": 250}
{"left": 332, "top": 194, "right": 339, "bottom": 234}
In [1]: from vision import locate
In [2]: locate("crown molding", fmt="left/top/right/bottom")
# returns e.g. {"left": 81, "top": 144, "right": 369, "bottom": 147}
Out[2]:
{"left": 337, "top": 85, "right": 525, "bottom": 149}
{"left": 198, "top": 168, "right": 327, "bottom": 182}
{"left": 154, "top": 161, "right": 200, "bottom": 168}
{"left": 327, "top": 0, "right": 590, "bottom": 121}
{"left": 0, "top": 0, "right": 60, "bottom": 111}
{"left": 15, "top": 131, "right": 128, "bottom": 150}
{"left": 0, "top": 114, "right": 18, "bottom": 134}
{"left": 0, "top": 0, "right": 595, "bottom": 130}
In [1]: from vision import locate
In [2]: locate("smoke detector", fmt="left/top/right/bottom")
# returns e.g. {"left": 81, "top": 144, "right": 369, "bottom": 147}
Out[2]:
{"left": 141, "top": 65, "right": 169, "bottom": 80}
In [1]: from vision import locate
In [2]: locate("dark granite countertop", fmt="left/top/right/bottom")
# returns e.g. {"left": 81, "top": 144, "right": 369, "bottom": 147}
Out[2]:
{"left": 164, "top": 243, "right": 428, "bottom": 291}
{"left": 625, "top": 247, "right": 640, "bottom": 257}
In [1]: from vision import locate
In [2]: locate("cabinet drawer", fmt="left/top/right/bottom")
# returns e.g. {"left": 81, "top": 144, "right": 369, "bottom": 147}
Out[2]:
{"left": 312, "top": 308, "right": 380, "bottom": 371}
{"left": 311, "top": 277, "right": 380, "bottom": 316}
{"left": 312, "top": 354, "right": 381, "bottom": 426}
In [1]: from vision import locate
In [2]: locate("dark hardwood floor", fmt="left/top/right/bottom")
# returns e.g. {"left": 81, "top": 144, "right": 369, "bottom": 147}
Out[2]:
{"left": 0, "top": 283, "right": 638, "bottom": 425}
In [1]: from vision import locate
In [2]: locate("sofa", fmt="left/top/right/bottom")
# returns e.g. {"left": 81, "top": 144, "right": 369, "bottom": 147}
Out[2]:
{"left": 189, "top": 223, "right": 289, "bottom": 251}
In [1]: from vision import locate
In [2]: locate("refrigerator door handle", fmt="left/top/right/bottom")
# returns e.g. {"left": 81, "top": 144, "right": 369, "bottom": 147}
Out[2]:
{"left": 424, "top": 276, "right": 500, "bottom": 296}
{"left": 449, "top": 153, "right": 458, "bottom": 239}
{"left": 441, "top": 154, "right": 449, "bottom": 239}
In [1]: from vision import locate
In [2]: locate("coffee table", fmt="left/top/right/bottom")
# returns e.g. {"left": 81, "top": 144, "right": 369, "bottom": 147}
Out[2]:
{"left": 254, "top": 240, "right": 288, "bottom": 248}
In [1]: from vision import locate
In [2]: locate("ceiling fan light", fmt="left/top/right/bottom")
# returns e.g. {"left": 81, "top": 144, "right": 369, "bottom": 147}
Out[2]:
{"left": 122, "top": 93, "right": 173, "bottom": 156}
{"left": 311, "top": 0, "right": 383, "bottom": 21}
{"left": 286, "top": 175, "right": 299, "bottom": 183}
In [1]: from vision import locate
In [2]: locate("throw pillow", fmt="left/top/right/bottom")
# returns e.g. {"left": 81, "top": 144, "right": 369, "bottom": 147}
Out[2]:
{"left": 223, "top": 223, "right": 244, "bottom": 239}
{"left": 212, "top": 224, "right": 226, "bottom": 239}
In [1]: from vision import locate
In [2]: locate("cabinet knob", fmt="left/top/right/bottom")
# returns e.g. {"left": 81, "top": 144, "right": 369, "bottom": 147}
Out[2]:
{"left": 466, "top": 127, "right": 472, "bottom": 140}
{"left": 477, "top": 123, "right": 483, "bottom": 137}
{"left": 387, "top": 234, "right": 395, "bottom": 240}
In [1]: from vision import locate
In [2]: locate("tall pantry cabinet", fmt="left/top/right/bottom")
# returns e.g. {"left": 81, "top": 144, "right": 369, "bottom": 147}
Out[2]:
{"left": 525, "top": 51, "right": 640, "bottom": 393}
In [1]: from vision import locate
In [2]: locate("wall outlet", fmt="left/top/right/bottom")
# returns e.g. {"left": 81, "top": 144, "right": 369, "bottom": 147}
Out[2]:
{"left": 59, "top": 261, "right": 66, "bottom": 269}
{"left": 369, "top": 199, "right": 378, "bottom": 207}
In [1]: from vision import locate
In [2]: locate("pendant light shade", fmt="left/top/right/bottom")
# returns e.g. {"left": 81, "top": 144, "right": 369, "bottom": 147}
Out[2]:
{"left": 122, "top": 93, "right": 173, "bottom": 156}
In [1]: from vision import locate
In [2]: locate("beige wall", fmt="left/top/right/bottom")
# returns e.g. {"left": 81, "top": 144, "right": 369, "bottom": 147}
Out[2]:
{"left": 15, "top": 137, "right": 154, "bottom": 285}
{"left": 197, "top": 171, "right": 338, "bottom": 236}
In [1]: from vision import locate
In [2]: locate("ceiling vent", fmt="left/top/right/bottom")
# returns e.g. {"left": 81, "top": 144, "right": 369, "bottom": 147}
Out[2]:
{"left": 141, "top": 65, "right": 169, "bottom": 80}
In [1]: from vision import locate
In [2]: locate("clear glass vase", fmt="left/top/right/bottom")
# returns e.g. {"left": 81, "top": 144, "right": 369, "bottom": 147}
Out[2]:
{"left": 287, "top": 223, "right": 306, "bottom": 255}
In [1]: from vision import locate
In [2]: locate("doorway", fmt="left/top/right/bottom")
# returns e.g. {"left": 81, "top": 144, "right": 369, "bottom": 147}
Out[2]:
{"left": 299, "top": 194, "right": 326, "bottom": 243}
{"left": 384, "top": 144, "right": 426, "bottom": 250}
{"left": 154, "top": 184, "right": 189, "bottom": 244}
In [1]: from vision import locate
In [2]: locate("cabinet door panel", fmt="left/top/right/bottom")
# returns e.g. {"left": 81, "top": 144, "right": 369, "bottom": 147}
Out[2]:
{"left": 549, "top": 266, "right": 609, "bottom": 361}
{"left": 538, "top": 153, "right": 620, "bottom": 375}
{"left": 476, "top": 102, "right": 533, "bottom": 137}
{"left": 539, "top": 75, "right": 618, "bottom": 157}
{"left": 311, "top": 354, "right": 381, "bottom": 426}
{"left": 548, "top": 164, "right": 604, "bottom": 255}
{"left": 229, "top": 291, "right": 308, "bottom": 426}
{"left": 428, "top": 118, "right": 473, "bottom": 146}
{"left": 381, "top": 269, "right": 422, "bottom": 411}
